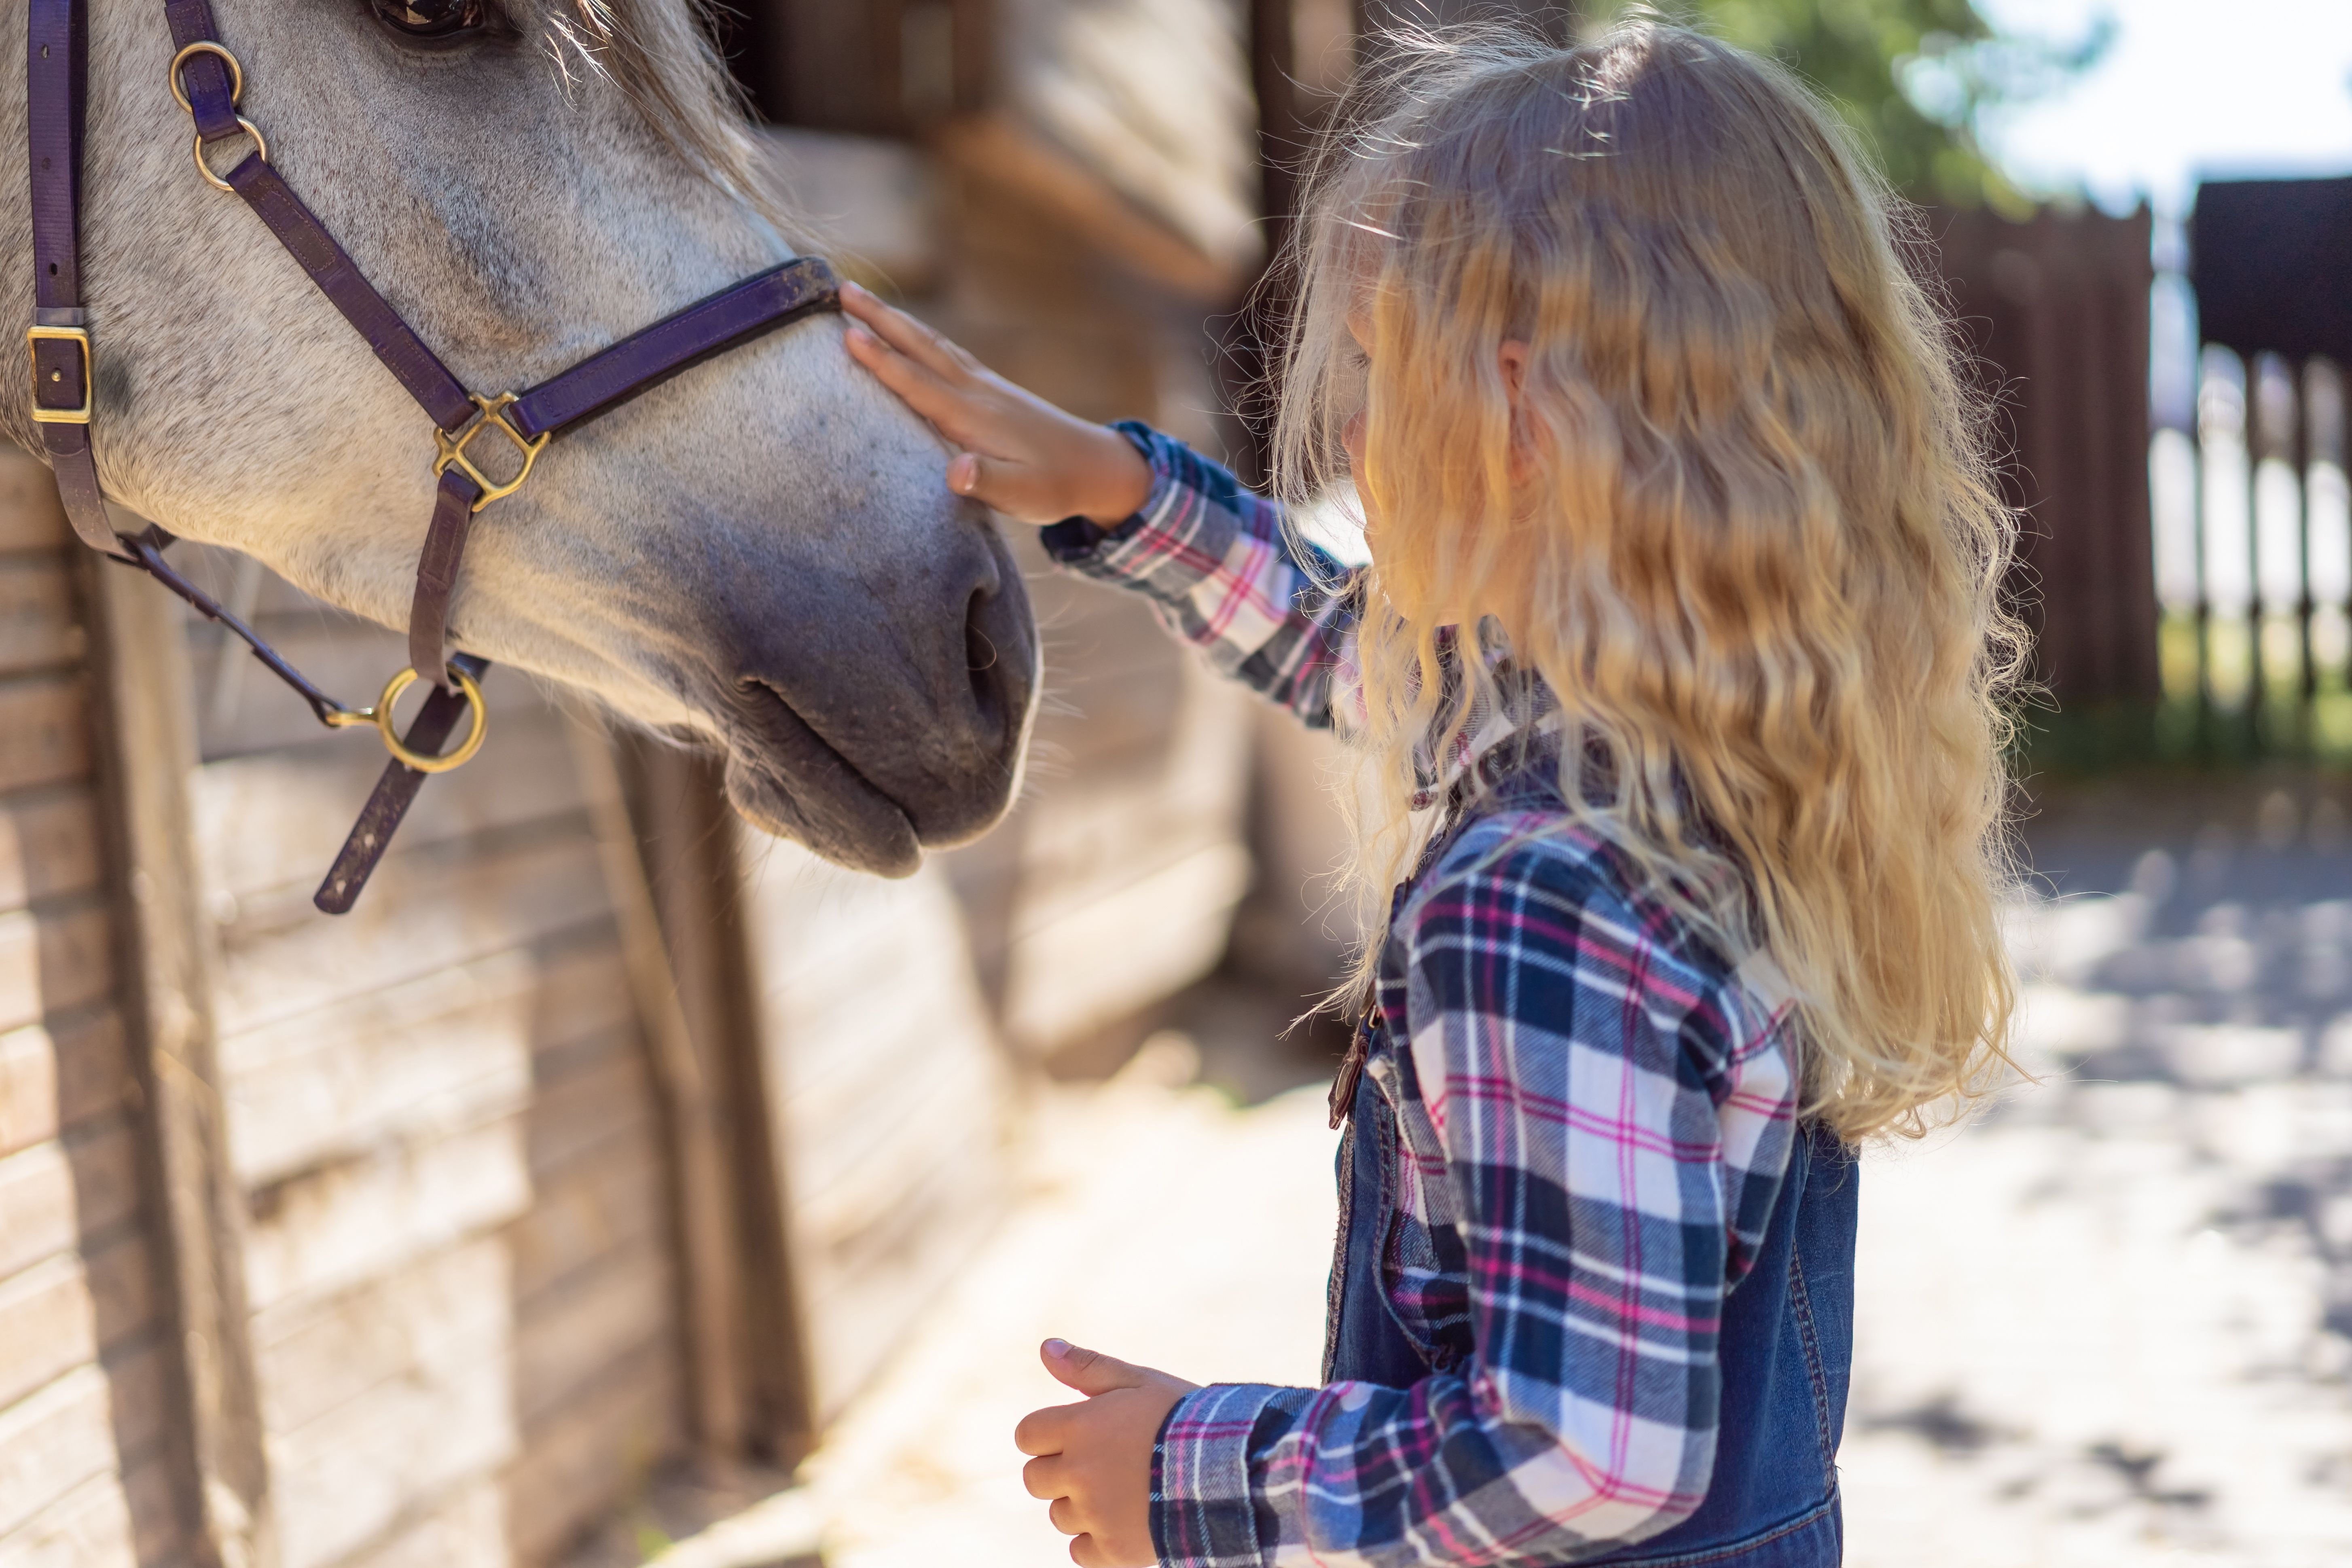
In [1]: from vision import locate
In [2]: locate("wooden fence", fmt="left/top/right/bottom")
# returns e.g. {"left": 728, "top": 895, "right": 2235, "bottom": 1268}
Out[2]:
{"left": 1929, "top": 205, "right": 2161, "bottom": 713}
{"left": 2166, "top": 177, "right": 2352, "bottom": 758}
{"left": 2150, "top": 347, "right": 2352, "bottom": 756}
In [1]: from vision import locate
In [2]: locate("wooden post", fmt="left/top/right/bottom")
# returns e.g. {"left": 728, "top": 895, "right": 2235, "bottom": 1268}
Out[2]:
{"left": 83, "top": 549, "right": 272, "bottom": 1568}
{"left": 1251, "top": 0, "right": 1303, "bottom": 243}
{"left": 565, "top": 716, "right": 752, "bottom": 1458}
{"left": 610, "top": 736, "right": 817, "bottom": 1467}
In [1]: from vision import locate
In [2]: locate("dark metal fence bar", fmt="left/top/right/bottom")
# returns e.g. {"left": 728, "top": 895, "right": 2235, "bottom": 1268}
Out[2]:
{"left": 2162, "top": 343, "right": 2352, "bottom": 758}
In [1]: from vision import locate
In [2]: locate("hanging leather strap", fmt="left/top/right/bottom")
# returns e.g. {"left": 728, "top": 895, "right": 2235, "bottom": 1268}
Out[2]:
{"left": 315, "top": 653, "right": 491, "bottom": 915}
{"left": 26, "top": 0, "right": 119, "bottom": 557}
{"left": 408, "top": 468, "right": 483, "bottom": 690}
{"left": 125, "top": 529, "right": 354, "bottom": 724}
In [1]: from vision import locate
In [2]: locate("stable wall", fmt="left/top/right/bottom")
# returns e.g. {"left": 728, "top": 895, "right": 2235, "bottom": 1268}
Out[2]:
{"left": 174, "top": 547, "right": 687, "bottom": 1568}
{"left": 0, "top": 451, "right": 189, "bottom": 1568}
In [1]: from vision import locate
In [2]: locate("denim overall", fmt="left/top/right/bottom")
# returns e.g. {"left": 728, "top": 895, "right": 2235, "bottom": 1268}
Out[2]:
{"left": 1326, "top": 1052, "right": 1859, "bottom": 1566}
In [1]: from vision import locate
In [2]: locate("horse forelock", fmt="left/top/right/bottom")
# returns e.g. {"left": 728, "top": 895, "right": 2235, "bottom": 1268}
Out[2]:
{"left": 535, "top": 0, "right": 802, "bottom": 237}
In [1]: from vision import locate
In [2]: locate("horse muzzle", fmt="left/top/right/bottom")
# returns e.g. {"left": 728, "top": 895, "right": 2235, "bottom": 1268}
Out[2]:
{"left": 707, "top": 514, "right": 1038, "bottom": 877}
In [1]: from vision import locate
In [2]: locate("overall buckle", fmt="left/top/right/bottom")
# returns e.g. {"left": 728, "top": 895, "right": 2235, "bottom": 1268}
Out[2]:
{"left": 27, "top": 326, "right": 92, "bottom": 425}
{"left": 432, "top": 393, "right": 548, "bottom": 514}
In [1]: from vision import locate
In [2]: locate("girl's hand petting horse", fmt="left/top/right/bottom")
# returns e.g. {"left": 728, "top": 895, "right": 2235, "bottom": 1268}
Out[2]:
{"left": 1014, "top": 1337, "right": 1197, "bottom": 1567}
{"left": 840, "top": 282, "right": 1154, "bottom": 527}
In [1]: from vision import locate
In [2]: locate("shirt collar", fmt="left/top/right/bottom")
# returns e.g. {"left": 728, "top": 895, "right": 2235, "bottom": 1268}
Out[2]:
{"left": 1409, "top": 650, "right": 1561, "bottom": 813}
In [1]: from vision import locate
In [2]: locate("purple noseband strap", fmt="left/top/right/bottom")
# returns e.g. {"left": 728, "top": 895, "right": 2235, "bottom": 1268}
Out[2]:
{"left": 392, "top": 256, "right": 840, "bottom": 682}
{"left": 26, "top": 0, "right": 842, "bottom": 912}
{"left": 508, "top": 260, "right": 844, "bottom": 440}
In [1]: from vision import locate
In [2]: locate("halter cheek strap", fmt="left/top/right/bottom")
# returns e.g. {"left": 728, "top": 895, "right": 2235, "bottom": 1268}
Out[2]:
{"left": 27, "top": 0, "right": 841, "bottom": 913}
{"left": 28, "top": 0, "right": 113, "bottom": 557}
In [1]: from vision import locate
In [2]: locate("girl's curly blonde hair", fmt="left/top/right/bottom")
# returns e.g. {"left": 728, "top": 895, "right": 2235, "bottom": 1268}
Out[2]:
{"left": 1275, "top": 19, "right": 2025, "bottom": 1140}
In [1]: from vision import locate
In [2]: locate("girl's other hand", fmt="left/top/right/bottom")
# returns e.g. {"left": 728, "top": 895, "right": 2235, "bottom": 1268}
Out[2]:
{"left": 1013, "top": 1337, "right": 1196, "bottom": 1567}
{"left": 841, "top": 282, "right": 1154, "bottom": 528}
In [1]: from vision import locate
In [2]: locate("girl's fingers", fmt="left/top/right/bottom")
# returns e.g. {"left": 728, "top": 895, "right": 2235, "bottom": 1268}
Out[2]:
{"left": 1046, "top": 1496, "right": 1083, "bottom": 1536}
{"left": 1013, "top": 1403, "right": 1072, "bottom": 1457}
{"left": 845, "top": 325, "right": 969, "bottom": 432}
{"left": 841, "top": 283, "right": 970, "bottom": 382}
{"left": 1021, "top": 1454, "right": 1067, "bottom": 1501}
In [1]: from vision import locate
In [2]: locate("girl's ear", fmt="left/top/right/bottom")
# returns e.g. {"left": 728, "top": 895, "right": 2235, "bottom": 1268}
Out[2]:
{"left": 1500, "top": 340, "right": 1531, "bottom": 402}
{"left": 1501, "top": 340, "right": 1537, "bottom": 486}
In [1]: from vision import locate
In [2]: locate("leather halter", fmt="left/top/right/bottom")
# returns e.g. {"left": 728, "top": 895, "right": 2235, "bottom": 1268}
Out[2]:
{"left": 25, "top": 0, "right": 842, "bottom": 913}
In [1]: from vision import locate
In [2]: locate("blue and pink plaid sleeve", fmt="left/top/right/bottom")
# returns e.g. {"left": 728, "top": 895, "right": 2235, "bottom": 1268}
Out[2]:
{"left": 1148, "top": 818, "right": 1800, "bottom": 1568}
{"left": 1040, "top": 422, "right": 1358, "bottom": 729}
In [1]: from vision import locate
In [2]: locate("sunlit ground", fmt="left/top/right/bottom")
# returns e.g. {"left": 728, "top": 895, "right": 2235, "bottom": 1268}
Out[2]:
{"left": 621, "top": 772, "right": 2352, "bottom": 1568}
{"left": 808, "top": 1045, "right": 1335, "bottom": 1568}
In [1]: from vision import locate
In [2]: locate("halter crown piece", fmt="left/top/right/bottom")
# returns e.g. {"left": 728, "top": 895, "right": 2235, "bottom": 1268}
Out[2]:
{"left": 25, "top": 0, "right": 841, "bottom": 912}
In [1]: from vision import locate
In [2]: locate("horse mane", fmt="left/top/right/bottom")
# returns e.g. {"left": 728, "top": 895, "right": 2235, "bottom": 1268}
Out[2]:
{"left": 542, "top": 0, "right": 803, "bottom": 235}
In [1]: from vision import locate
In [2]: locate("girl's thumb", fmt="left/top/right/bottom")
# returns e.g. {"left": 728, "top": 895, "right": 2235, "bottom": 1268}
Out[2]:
{"left": 946, "top": 451, "right": 1014, "bottom": 504}
{"left": 946, "top": 452, "right": 1058, "bottom": 525}
{"left": 1041, "top": 1338, "right": 1144, "bottom": 1397}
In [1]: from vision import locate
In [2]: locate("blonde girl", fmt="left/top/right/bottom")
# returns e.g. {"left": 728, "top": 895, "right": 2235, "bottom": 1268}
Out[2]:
{"left": 840, "top": 17, "right": 2018, "bottom": 1568}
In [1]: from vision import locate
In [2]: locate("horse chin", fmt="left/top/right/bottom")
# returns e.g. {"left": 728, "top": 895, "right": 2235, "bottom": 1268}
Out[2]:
{"left": 719, "top": 683, "right": 925, "bottom": 878}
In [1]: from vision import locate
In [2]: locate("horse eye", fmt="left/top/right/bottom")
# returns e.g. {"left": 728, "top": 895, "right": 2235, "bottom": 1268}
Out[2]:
{"left": 370, "top": 0, "right": 488, "bottom": 38}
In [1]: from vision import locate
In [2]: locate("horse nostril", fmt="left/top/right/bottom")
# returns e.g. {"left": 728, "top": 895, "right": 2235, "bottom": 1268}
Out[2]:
{"left": 965, "top": 586, "right": 1004, "bottom": 736}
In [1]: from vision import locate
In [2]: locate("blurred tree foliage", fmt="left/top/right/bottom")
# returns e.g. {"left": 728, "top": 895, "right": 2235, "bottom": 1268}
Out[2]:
{"left": 1580, "top": 0, "right": 2110, "bottom": 210}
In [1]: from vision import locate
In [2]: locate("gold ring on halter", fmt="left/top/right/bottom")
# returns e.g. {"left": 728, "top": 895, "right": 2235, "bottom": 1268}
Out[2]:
{"left": 191, "top": 118, "right": 269, "bottom": 194}
{"left": 349, "top": 666, "right": 489, "bottom": 774}
{"left": 167, "top": 41, "right": 246, "bottom": 112}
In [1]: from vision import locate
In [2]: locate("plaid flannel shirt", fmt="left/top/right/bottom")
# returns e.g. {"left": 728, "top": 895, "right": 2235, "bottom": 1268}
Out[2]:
{"left": 1045, "top": 425, "right": 1802, "bottom": 1568}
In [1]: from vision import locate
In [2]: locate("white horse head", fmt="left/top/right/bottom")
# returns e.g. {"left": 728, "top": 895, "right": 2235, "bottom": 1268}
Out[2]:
{"left": 1, "top": 0, "right": 1039, "bottom": 875}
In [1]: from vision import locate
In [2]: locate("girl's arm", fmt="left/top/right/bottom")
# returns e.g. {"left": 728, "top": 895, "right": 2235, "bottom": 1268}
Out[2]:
{"left": 1041, "top": 424, "right": 1356, "bottom": 729}
{"left": 1153, "top": 824, "right": 1802, "bottom": 1567}
{"left": 842, "top": 285, "right": 1357, "bottom": 730}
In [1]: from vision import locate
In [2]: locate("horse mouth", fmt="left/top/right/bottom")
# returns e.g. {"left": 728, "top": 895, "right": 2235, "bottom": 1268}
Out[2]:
{"left": 721, "top": 679, "right": 922, "bottom": 877}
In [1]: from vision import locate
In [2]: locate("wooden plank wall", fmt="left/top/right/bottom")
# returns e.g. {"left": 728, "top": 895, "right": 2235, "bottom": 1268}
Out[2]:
{"left": 744, "top": 0, "right": 1270, "bottom": 1063}
{"left": 0, "top": 451, "right": 189, "bottom": 1568}
{"left": 9, "top": 10, "right": 1289, "bottom": 1542}
{"left": 995, "top": 0, "right": 1262, "bottom": 278}
{"left": 169, "top": 548, "right": 688, "bottom": 1568}
{"left": 735, "top": 838, "right": 1009, "bottom": 1422}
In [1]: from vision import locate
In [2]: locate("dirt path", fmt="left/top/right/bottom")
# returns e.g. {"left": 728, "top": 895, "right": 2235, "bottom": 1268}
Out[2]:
{"left": 1839, "top": 775, "right": 2352, "bottom": 1566}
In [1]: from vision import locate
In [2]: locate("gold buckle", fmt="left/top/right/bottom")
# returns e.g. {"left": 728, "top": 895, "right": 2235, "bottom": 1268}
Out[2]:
{"left": 27, "top": 326, "right": 92, "bottom": 425}
{"left": 190, "top": 117, "right": 269, "bottom": 195}
{"left": 168, "top": 42, "right": 246, "bottom": 113}
{"left": 433, "top": 393, "right": 548, "bottom": 514}
{"left": 168, "top": 42, "right": 267, "bottom": 195}
{"left": 326, "top": 665, "right": 489, "bottom": 774}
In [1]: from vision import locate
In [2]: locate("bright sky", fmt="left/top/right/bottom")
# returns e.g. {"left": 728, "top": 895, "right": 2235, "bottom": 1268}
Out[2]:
{"left": 1974, "top": 0, "right": 2352, "bottom": 214}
